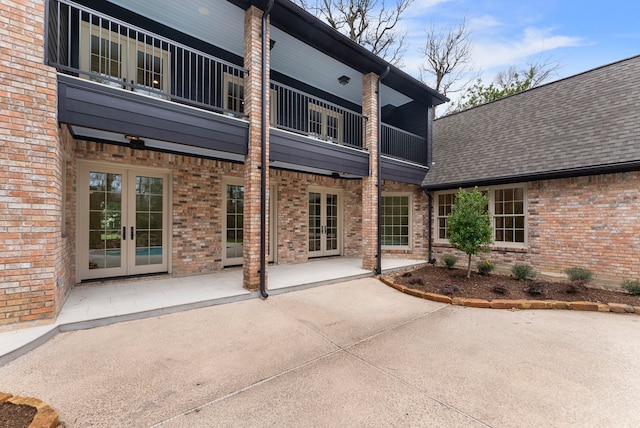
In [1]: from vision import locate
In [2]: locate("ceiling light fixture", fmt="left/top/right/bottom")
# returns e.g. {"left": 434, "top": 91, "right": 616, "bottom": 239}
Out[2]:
{"left": 338, "top": 75, "right": 350, "bottom": 85}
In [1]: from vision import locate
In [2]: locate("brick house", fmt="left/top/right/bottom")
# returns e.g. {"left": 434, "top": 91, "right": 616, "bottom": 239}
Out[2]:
{"left": 1, "top": 0, "right": 447, "bottom": 325}
{"left": 423, "top": 55, "right": 640, "bottom": 286}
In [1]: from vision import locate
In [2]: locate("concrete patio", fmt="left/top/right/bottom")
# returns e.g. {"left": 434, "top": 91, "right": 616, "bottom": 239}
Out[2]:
{"left": 0, "top": 258, "right": 424, "bottom": 365}
{"left": 1, "top": 277, "right": 638, "bottom": 427}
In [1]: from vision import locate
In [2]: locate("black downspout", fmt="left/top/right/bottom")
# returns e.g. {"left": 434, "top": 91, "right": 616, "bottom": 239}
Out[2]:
{"left": 426, "top": 190, "right": 435, "bottom": 264}
{"left": 375, "top": 66, "right": 390, "bottom": 275}
{"left": 260, "top": 0, "right": 274, "bottom": 298}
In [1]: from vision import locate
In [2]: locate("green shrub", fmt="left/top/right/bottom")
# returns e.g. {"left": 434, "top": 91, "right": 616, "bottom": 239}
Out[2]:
{"left": 442, "top": 254, "right": 458, "bottom": 269}
{"left": 492, "top": 284, "right": 508, "bottom": 295}
{"left": 524, "top": 282, "right": 546, "bottom": 296}
{"left": 476, "top": 259, "right": 494, "bottom": 275}
{"left": 565, "top": 280, "right": 586, "bottom": 294}
{"left": 511, "top": 264, "right": 536, "bottom": 281}
{"left": 622, "top": 279, "right": 640, "bottom": 295}
{"left": 564, "top": 267, "right": 593, "bottom": 283}
{"left": 440, "top": 280, "right": 461, "bottom": 295}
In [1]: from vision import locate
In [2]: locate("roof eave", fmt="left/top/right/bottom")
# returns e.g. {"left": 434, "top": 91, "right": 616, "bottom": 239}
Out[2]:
{"left": 422, "top": 161, "right": 640, "bottom": 191}
{"left": 230, "top": 0, "right": 448, "bottom": 106}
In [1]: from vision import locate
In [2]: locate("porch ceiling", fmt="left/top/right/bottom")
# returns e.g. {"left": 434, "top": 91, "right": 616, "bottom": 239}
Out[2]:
{"left": 105, "top": 0, "right": 412, "bottom": 107}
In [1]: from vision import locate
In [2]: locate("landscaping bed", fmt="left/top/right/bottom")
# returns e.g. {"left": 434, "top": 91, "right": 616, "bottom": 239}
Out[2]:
{"left": 392, "top": 264, "right": 640, "bottom": 307}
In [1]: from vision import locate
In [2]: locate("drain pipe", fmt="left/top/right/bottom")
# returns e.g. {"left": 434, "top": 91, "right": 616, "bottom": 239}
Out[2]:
{"left": 260, "top": 0, "right": 274, "bottom": 298}
{"left": 375, "top": 66, "right": 390, "bottom": 275}
{"left": 425, "top": 189, "right": 436, "bottom": 264}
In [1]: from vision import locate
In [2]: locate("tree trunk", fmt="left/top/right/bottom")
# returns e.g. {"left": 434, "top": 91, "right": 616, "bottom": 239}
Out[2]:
{"left": 467, "top": 254, "right": 472, "bottom": 278}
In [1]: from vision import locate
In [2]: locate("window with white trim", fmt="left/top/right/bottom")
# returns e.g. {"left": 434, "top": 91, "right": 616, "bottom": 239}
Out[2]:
{"left": 81, "top": 22, "right": 170, "bottom": 97}
{"left": 223, "top": 74, "right": 277, "bottom": 122}
{"left": 308, "top": 103, "right": 343, "bottom": 143}
{"left": 381, "top": 193, "right": 411, "bottom": 248}
{"left": 435, "top": 186, "right": 527, "bottom": 246}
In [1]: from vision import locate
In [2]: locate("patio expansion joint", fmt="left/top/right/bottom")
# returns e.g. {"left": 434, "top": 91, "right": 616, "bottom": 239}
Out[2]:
{"left": 148, "top": 303, "right": 453, "bottom": 427}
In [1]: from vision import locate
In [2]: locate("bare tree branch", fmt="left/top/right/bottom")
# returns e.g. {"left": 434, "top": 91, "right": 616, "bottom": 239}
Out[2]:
{"left": 293, "top": 0, "right": 412, "bottom": 65}
{"left": 419, "top": 16, "right": 474, "bottom": 97}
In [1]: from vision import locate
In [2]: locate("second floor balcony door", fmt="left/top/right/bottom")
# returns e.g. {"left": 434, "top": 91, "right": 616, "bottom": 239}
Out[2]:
{"left": 80, "top": 22, "right": 170, "bottom": 98}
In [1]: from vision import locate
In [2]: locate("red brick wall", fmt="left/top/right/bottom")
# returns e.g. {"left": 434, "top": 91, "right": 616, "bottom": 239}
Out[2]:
{"left": 271, "top": 170, "right": 362, "bottom": 264}
{"left": 242, "top": 6, "right": 268, "bottom": 291}
{"left": 0, "top": 0, "right": 63, "bottom": 326}
{"left": 431, "top": 173, "right": 640, "bottom": 286}
{"left": 72, "top": 137, "right": 244, "bottom": 277}
{"left": 361, "top": 73, "right": 379, "bottom": 270}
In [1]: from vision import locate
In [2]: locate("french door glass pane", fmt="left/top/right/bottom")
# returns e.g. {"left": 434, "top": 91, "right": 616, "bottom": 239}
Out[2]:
{"left": 88, "top": 172, "right": 122, "bottom": 269}
{"left": 308, "top": 192, "right": 322, "bottom": 252}
{"left": 326, "top": 194, "right": 338, "bottom": 251}
{"left": 135, "top": 175, "right": 163, "bottom": 266}
{"left": 226, "top": 185, "right": 244, "bottom": 259}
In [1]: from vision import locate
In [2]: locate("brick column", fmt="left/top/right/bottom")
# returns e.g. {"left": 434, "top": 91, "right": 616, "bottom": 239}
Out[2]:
{"left": 361, "top": 73, "right": 379, "bottom": 271}
{"left": 0, "top": 0, "right": 63, "bottom": 325}
{"left": 242, "top": 6, "right": 269, "bottom": 291}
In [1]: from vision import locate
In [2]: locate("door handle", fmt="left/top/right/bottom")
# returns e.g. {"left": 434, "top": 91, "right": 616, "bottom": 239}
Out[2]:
{"left": 131, "top": 226, "right": 135, "bottom": 240}
{"left": 122, "top": 227, "right": 126, "bottom": 240}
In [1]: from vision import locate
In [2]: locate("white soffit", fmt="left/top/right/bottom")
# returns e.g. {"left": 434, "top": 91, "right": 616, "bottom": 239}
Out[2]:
{"left": 106, "top": 0, "right": 245, "bottom": 56}
{"left": 106, "top": 0, "right": 413, "bottom": 107}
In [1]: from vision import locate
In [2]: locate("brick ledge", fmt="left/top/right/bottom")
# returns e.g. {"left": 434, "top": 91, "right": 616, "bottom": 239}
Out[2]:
{"left": 0, "top": 392, "right": 59, "bottom": 428}
{"left": 380, "top": 277, "right": 640, "bottom": 315}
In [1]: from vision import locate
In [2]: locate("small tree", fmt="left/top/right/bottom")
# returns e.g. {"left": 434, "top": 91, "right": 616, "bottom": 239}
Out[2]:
{"left": 446, "top": 188, "right": 493, "bottom": 278}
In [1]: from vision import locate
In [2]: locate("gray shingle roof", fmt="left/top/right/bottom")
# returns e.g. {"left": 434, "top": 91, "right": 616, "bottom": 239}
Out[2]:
{"left": 423, "top": 55, "right": 640, "bottom": 190}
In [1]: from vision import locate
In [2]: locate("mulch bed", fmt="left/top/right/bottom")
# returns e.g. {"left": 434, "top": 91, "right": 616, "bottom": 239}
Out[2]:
{"left": 0, "top": 402, "right": 37, "bottom": 428}
{"left": 394, "top": 265, "right": 640, "bottom": 306}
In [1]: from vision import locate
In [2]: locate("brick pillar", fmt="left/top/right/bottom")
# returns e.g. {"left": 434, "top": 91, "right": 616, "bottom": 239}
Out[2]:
{"left": 361, "top": 73, "right": 379, "bottom": 271}
{"left": 0, "top": 0, "right": 63, "bottom": 325}
{"left": 242, "top": 6, "right": 269, "bottom": 291}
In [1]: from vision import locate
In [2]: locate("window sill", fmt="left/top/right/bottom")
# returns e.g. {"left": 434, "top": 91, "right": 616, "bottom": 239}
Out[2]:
{"left": 434, "top": 241, "right": 528, "bottom": 254}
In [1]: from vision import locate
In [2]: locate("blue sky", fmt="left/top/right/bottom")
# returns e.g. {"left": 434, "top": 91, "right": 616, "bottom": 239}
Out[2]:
{"left": 400, "top": 0, "right": 640, "bottom": 99}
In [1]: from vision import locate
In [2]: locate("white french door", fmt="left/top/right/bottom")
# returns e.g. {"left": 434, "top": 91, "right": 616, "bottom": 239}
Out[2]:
{"left": 308, "top": 189, "right": 341, "bottom": 258}
{"left": 78, "top": 163, "right": 169, "bottom": 280}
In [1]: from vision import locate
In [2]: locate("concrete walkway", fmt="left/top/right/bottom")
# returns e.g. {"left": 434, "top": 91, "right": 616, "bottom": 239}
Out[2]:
{"left": 1, "top": 278, "right": 638, "bottom": 427}
{"left": 0, "top": 258, "right": 422, "bottom": 365}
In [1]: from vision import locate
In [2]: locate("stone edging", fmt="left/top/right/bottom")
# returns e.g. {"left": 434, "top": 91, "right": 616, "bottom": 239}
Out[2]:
{"left": 380, "top": 277, "right": 640, "bottom": 315}
{"left": 0, "top": 392, "right": 59, "bottom": 428}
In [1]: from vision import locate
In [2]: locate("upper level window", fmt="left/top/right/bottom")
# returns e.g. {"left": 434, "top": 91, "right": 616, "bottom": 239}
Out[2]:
{"left": 81, "top": 22, "right": 169, "bottom": 98}
{"left": 223, "top": 73, "right": 244, "bottom": 114}
{"left": 381, "top": 193, "right": 411, "bottom": 248}
{"left": 435, "top": 186, "right": 527, "bottom": 247}
{"left": 308, "top": 103, "right": 343, "bottom": 143}
{"left": 223, "top": 73, "right": 276, "bottom": 121}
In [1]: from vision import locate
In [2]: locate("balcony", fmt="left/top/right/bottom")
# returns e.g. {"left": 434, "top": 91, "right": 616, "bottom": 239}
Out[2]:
{"left": 47, "top": 0, "right": 429, "bottom": 180}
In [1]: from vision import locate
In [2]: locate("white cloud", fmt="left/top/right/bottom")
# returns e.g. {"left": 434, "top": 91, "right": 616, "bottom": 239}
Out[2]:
{"left": 471, "top": 27, "right": 584, "bottom": 70}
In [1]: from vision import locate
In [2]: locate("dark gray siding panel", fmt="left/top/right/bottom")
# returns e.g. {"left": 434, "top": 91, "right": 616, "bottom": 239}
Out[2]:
{"left": 58, "top": 75, "right": 248, "bottom": 155}
{"left": 381, "top": 156, "right": 429, "bottom": 185}
{"left": 270, "top": 128, "right": 369, "bottom": 176}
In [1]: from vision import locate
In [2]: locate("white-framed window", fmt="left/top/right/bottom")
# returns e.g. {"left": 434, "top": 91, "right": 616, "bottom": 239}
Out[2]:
{"left": 308, "top": 103, "right": 343, "bottom": 143}
{"left": 223, "top": 73, "right": 244, "bottom": 114}
{"left": 381, "top": 193, "right": 411, "bottom": 249}
{"left": 223, "top": 73, "right": 276, "bottom": 121}
{"left": 80, "top": 22, "right": 170, "bottom": 97}
{"left": 435, "top": 185, "right": 527, "bottom": 247}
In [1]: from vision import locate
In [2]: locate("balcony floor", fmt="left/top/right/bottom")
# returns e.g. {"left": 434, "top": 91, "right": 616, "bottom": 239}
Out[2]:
{"left": 0, "top": 257, "right": 426, "bottom": 365}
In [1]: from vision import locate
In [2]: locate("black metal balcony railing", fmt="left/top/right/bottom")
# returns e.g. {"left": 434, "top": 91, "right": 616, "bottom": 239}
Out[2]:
{"left": 381, "top": 123, "right": 428, "bottom": 165}
{"left": 270, "top": 82, "right": 365, "bottom": 149}
{"left": 46, "top": 0, "right": 247, "bottom": 117}
{"left": 45, "top": 0, "right": 428, "bottom": 164}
